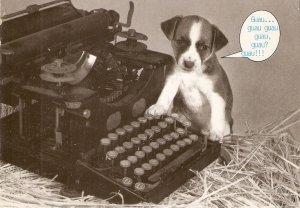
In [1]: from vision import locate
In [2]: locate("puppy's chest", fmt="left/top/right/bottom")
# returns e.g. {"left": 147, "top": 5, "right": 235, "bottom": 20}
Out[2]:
{"left": 178, "top": 73, "right": 213, "bottom": 110}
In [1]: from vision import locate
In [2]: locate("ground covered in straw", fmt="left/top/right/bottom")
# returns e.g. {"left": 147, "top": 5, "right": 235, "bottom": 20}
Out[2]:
{"left": 0, "top": 109, "right": 299, "bottom": 208}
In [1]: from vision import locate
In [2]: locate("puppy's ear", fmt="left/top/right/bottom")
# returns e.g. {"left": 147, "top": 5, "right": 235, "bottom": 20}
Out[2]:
{"left": 212, "top": 25, "right": 228, "bottom": 51}
{"left": 161, "top": 16, "right": 182, "bottom": 40}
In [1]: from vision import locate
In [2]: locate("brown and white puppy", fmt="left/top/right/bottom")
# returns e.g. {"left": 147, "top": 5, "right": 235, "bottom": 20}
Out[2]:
{"left": 147, "top": 15, "right": 233, "bottom": 141}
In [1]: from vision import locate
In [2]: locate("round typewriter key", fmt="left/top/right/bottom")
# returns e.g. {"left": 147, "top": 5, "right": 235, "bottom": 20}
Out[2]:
{"left": 100, "top": 138, "right": 111, "bottom": 161}
{"left": 189, "top": 134, "right": 199, "bottom": 143}
{"left": 131, "top": 137, "right": 141, "bottom": 151}
{"left": 154, "top": 115, "right": 161, "bottom": 121}
{"left": 135, "top": 150, "right": 145, "bottom": 165}
{"left": 176, "top": 128, "right": 186, "bottom": 138}
{"left": 120, "top": 160, "right": 131, "bottom": 177}
{"left": 170, "top": 132, "right": 180, "bottom": 141}
{"left": 183, "top": 138, "right": 193, "bottom": 146}
{"left": 123, "top": 125, "right": 134, "bottom": 138}
{"left": 163, "top": 134, "right": 173, "bottom": 145}
{"left": 142, "top": 145, "right": 152, "bottom": 160}
{"left": 176, "top": 140, "right": 186, "bottom": 152}
{"left": 123, "top": 141, "right": 134, "bottom": 155}
{"left": 149, "top": 142, "right": 159, "bottom": 156}
{"left": 145, "top": 129, "right": 155, "bottom": 141}
{"left": 134, "top": 167, "right": 145, "bottom": 182}
{"left": 141, "top": 163, "right": 152, "bottom": 176}
{"left": 106, "top": 150, "right": 118, "bottom": 167}
{"left": 149, "top": 158, "right": 159, "bottom": 172}
{"left": 134, "top": 182, "right": 146, "bottom": 192}
{"left": 158, "top": 121, "right": 168, "bottom": 134}
{"left": 156, "top": 153, "right": 166, "bottom": 167}
{"left": 137, "top": 134, "right": 148, "bottom": 145}
{"left": 151, "top": 126, "right": 161, "bottom": 138}
{"left": 137, "top": 117, "right": 147, "bottom": 130}
{"left": 165, "top": 117, "right": 174, "bottom": 129}
{"left": 115, "top": 128, "right": 126, "bottom": 144}
{"left": 144, "top": 114, "right": 154, "bottom": 127}
{"left": 127, "top": 155, "right": 138, "bottom": 169}
{"left": 170, "top": 144, "right": 180, "bottom": 155}
{"left": 107, "top": 133, "right": 118, "bottom": 147}
{"left": 157, "top": 138, "right": 167, "bottom": 151}
{"left": 183, "top": 121, "right": 192, "bottom": 135}
{"left": 163, "top": 148, "right": 173, "bottom": 162}
{"left": 130, "top": 121, "right": 140, "bottom": 133}
{"left": 122, "top": 177, "right": 133, "bottom": 187}
{"left": 115, "top": 146, "right": 125, "bottom": 160}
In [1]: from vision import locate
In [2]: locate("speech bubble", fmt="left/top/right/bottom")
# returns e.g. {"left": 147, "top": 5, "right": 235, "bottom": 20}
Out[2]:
{"left": 223, "top": 10, "right": 280, "bottom": 61}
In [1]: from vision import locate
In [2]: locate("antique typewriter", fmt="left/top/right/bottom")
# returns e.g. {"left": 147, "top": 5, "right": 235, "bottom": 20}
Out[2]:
{"left": 0, "top": 0, "right": 220, "bottom": 204}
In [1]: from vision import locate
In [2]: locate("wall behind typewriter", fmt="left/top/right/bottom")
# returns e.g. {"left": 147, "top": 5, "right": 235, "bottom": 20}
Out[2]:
{"left": 2, "top": 0, "right": 300, "bottom": 137}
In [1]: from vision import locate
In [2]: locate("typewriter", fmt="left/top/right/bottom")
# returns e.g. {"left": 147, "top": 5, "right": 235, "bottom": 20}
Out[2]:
{"left": 0, "top": 0, "right": 220, "bottom": 204}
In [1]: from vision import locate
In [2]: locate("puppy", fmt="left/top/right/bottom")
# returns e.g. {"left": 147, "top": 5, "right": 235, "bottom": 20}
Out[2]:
{"left": 147, "top": 15, "right": 233, "bottom": 141}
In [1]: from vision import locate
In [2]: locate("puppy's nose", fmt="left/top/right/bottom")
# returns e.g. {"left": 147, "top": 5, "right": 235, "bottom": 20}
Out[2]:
{"left": 183, "top": 60, "right": 194, "bottom": 69}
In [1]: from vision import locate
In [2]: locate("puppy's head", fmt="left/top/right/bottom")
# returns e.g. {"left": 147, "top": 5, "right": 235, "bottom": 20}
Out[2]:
{"left": 161, "top": 15, "right": 228, "bottom": 72}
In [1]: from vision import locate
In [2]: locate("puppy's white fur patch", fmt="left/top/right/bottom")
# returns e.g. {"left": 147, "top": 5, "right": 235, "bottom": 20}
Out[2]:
{"left": 178, "top": 22, "right": 202, "bottom": 71}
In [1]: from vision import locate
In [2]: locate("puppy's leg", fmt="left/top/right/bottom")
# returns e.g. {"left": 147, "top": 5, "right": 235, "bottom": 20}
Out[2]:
{"left": 147, "top": 73, "right": 181, "bottom": 116}
{"left": 208, "top": 92, "right": 226, "bottom": 141}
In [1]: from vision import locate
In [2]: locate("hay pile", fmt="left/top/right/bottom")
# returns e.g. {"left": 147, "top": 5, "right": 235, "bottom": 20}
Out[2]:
{"left": 0, "top": 109, "right": 299, "bottom": 208}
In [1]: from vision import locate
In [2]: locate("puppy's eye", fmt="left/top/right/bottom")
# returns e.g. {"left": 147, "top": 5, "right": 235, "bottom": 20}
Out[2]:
{"left": 175, "top": 38, "right": 188, "bottom": 46}
{"left": 198, "top": 45, "right": 208, "bottom": 51}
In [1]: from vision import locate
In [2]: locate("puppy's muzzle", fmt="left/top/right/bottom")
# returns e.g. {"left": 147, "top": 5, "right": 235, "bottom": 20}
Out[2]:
{"left": 183, "top": 60, "right": 194, "bottom": 69}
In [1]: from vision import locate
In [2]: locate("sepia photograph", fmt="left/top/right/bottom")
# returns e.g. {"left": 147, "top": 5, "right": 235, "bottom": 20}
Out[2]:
{"left": 0, "top": 0, "right": 299, "bottom": 207}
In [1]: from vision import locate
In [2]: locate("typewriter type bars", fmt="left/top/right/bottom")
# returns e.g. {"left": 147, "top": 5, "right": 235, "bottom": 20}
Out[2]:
{"left": 76, "top": 113, "right": 221, "bottom": 203}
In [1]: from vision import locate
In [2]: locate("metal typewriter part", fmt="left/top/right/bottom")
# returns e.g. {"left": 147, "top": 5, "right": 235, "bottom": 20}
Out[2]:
{"left": 0, "top": 0, "right": 220, "bottom": 204}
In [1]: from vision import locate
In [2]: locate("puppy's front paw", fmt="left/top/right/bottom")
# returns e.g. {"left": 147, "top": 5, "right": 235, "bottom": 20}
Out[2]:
{"left": 209, "top": 129, "right": 223, "bottom": 142}
{"left": 146, "top": 104, "right": 166, "bottom": 116}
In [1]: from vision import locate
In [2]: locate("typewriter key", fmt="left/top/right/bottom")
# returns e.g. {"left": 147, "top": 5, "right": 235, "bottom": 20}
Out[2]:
{"left": 163, "top": 134, "right": 173, "bottom": 145}
{"left": 127, "top": 155, "right": 138, "bottom": 170}
{"left": 156, "top": 138, "right": 167, "bottom": 151}
{"left": 106, "top": 150, "right": 118, "bottom": 167}
{"left": 170, "top": 144, "right": 180, "bottom": 156}
{"left": 120, "top": 160, "right": 131, "bottom": 177}
{"left": 158, "top": 121, "right": 168, "bottom": 134}
{"left": 131, "top": 137, "right": 141, "bottom": 151}
{"left": 182, "top": 121, "right": 191, "bottom": 135}
{"left": 134, "top": 167, "right": 145, "bottom": 182}
{"left": 163, "top": 148, "right": 173, "bottom": 162}
{"left": 115, "top": 146, "right": 125, "bottom": 160}
{"left": 145, "top": 129, "right": 155, "bottom": 141}
{"left": 115, "top": 128, "right": 126, "bottom": 144}
{"left": 149, "top": 158, "right": 159, "bottom": 172}
{"left": 156, "top": 153, "right": 166, "bottom": 167}
{"left": 122, "top": 177, "right": 133, "bottom": 187}
{"left": 176, "top": 128, "right": 185, "bottom": 138}
{"left": 137, "top": 134, "right": 147, "bottom": 145}
{"left": 154, "top": 115, "right": 161, "bottom": 121}
{"left": 107, "top": 133, "right": 118, "bottom": 148}
{"left": 135, "top": 150, "right": 145, "bottom": 165}
{"left": 142, "top": 145, "right": 152, "bottom": 160}
{"left": 123, "top": 141, "right": 134, "bottom": 155}
{"left": 170, "top": 132, "right": 180, "bottom": 142}
{"left": 134, "top": 182, "right": 146, "bottom": 192}
{"left": 176, "top": 140, "right": 186, "bottom": 152}
{"left": 141, "top": 163, "right": 152, "bottom": 177}
{"left": 151, "top": 126, "right": 161, "bottom": 138}
{"left": 137, "top": 117, "right": 147, "bottom": 130}
{"left": 144, "top": 114, "right": 154, "bottom": 127}
{"left": 183, "top": 138, "right": 193, "bottom": 146}
{"left": 149, "top": 142, "right": 159, "bottom": 156}
{"left": 100, "top": 138, "right": 111, "bottom": 161}
{"left": 189, "top": 134, "right": 199, "bottom": 143}
{"left": 123, "top": 125, "right": 134, "bottom": 138}
{"left": 164, "top": 117, "right": 174, "bottom": 130}
{"left": 130, "top": 121, "right": 140, "bottom": 134}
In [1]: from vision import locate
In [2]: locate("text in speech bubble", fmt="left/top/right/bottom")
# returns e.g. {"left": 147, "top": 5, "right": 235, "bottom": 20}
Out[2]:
{"left": 223, "top": 10, "right": 280, "bottom": 61}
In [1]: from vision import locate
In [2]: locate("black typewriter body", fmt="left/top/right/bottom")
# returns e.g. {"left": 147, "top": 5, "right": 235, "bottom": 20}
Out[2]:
{"left": 0, "top": 0, "right": 220, "bottom": 204}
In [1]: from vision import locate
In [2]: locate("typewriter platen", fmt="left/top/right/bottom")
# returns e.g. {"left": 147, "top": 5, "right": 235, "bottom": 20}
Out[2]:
{"left": 0, "top": 0, "right": 220, "bottom": 204}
